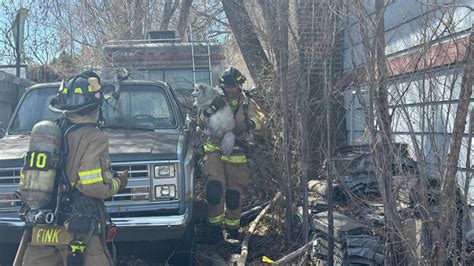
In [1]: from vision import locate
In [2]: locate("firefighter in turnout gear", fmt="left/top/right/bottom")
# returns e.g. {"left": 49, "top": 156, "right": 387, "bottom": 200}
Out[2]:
{"left": 199, "top": 67, "right": 267, "bottom": 241}
{"left": 20, "top": 71, "right": 128, "bottom": 266}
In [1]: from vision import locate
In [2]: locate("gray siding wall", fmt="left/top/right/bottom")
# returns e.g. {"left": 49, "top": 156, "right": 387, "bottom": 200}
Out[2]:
{"left": 342, "top": 0, "right": 473, "bottom": 183}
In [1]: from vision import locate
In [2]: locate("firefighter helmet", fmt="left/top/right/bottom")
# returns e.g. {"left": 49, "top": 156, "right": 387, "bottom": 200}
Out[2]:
{"left": 49, "top": 70, "right": 104, "bottom": 114}
{"left": 219, "top": 67, "right": 246, "bottom": 86}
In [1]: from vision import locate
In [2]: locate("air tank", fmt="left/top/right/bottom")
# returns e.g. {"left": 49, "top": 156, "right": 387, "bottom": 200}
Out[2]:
{"left": 19, "top": 120, "right": 62, "bottom": 209}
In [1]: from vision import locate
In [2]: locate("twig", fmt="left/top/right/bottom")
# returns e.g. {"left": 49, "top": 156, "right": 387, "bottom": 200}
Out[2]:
{"left": 237, "top": 191, "right": 282, "bottom": 266}
{"left": 273, "top": 241, "right": 313, "bottom": 265}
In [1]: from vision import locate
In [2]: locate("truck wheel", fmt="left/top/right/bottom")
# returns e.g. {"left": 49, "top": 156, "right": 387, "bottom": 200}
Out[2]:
{"left": 170, "top": 222, "right": 196, "bottom": 265}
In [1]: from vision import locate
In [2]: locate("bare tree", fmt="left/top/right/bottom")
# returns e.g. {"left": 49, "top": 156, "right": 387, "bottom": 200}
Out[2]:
{"left": 177, "top": 0, "right": 193, "bottom": 39}
{"left": 160, "top": 0, "right": 180, "bottom": 30}
{"left": 221, "top": 0, "right": 271, "bottom": 82}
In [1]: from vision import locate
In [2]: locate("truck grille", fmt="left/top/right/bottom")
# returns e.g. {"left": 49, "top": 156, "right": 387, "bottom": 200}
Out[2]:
{"left": 108, "top": 163, "right": 150, "bottom": 202}
{"left": 0, "top": 163, "right": 151, "bottom": 210}
{"left": 0, "top": 168, "right": 21, "bottom": 208}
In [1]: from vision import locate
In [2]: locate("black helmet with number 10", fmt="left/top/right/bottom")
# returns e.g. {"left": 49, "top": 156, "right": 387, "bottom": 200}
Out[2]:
{"left": 219, "top": 67, "right": 246, "bottom": 87}
{"left": 49, "top": 70, "right": 104, "bottom": 115}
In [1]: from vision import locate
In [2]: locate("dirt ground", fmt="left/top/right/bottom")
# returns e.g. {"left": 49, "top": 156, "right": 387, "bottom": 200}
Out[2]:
{"left": 114, "top": 176, "right": 289, "bottom": 266}
{"left": 112, "top": 199, "right": 287, "bottom": 265}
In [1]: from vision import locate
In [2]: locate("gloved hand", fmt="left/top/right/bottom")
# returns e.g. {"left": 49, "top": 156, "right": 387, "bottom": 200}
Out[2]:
{"left": 245, "top": 117, "right": 256, "bottom": 131}
{"left": 118, "top": 170, "right": 129, "bottom": 191}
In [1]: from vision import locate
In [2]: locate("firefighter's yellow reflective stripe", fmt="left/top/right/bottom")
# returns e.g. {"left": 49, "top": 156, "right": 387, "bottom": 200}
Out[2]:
{"left": 250, "top": 117, "right": 261, "bottom": 131}
{"left": 221, "top": 155, "right": 247, "bottom": 164}
{"left": 79, "top": 168, "right": 101, "bottom": 177}
{"left": 74, "top": 88, "right": 83, "bottom": 94}
{"left": 112, "top": 178, "right": 120, "bottom": 194}
{"left": 63, "top": 88, "right": 68, "bottom": 94}
{"left": 87, "top": 85, "right": 94, "bottom": 92}
{"left": 224, "top": 217, "right": 240, "bottom": 228}
{"left": 78, "top": 168, "right": 103, "bottom": 184}
{"left": 208, "top": 214, "right": 224, "bottom": 225}
{"left": 79, "top": 177, "right": 103, "bottom": 185}
{"left": 204, "top": 143, "right": 220, "bottom": 153}
{"left": 19, "top": 170, "right": 24, "bottom": 186}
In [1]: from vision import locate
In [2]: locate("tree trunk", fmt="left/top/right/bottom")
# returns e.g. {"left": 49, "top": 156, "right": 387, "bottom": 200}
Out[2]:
{"left": 130, "top": 0, "right": 144, "bottom": 39}
{"left": 221, "top": 0, "right": 272, "bottom": 81}
{"left": 372, "top": 0, "right": 405, "bottom": 264}
{"left": 160, "top": 0, "right": 179, "bottom": 30}
{"left": 436, "top": 25, "right": 474, "bottom": 264}
{"left": 177, "top": 0, "right": 193, "bottom": 40}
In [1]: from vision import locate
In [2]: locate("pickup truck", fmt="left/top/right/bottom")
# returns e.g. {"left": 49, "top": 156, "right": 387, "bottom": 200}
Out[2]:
{"left": 0, "top": 79, "right": 196, "bottom": 256}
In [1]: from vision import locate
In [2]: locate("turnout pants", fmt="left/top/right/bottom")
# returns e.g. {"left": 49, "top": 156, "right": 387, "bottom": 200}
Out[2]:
{"left": 22, "top": 234, "right": 109, "bottom": 266}
{"left": 202, "top": 152, "right": 251, "bottom": 229}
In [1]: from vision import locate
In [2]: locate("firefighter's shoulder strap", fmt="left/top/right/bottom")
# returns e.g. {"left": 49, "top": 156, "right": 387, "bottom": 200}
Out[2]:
{"left": 242, "top": 96, "right": 250, "bottom": 119}
{"left": 56, "top": 117, "right": 98, "bottom": 162}
{"left": 56, "top": 117, "right": 97, "bottom": 182}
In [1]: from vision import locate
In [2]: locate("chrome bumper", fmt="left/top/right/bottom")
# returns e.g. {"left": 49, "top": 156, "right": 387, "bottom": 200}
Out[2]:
{"left": 0, "top": 209, "right": 190, "bottom": 242}
{"left": 112, "top": 210, "right": 188, "bottom": 227}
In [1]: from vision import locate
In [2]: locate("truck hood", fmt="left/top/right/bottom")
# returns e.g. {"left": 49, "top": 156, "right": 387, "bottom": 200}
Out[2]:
{"left": 0, "top": 130, "right": 179, "bottom": 167}
{"left": 0, "top": 135, "right": 30, "bottom": 163}
{"left": 106, "top": 129, "right": 179, "bottom": 161}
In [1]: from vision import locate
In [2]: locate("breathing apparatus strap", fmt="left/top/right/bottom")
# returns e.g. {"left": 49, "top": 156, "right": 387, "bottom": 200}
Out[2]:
{"left": 53, "top": 118, "right": 98, "bottom": 222}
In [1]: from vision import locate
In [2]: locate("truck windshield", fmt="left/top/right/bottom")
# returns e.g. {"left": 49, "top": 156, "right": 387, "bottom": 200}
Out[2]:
{"left": 102, "top": 85, "right": 177, "bottom": 129}
{"left": 9, "top": 84, "right": 176, "bottom": 134}
{"left": 9, "top": 87, "right": 60, "bottom": 134}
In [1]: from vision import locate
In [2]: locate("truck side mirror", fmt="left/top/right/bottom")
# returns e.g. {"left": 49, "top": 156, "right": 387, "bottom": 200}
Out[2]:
{"left": 0, "top": 128, "right": 5, "bottom": 139}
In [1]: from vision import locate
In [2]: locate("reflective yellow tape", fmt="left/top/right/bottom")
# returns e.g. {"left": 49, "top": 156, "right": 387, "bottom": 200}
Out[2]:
{"left": 203, "top": 143, "right": 220, "bottom": 153}
{"left": 74, "top": 88, "right": 83, "bottom": 94}
{"left": 221, "top": 154, "right": 247, "bottom": 164}
{"left": 112, "top": 178, "right": 120, "bottom": 194}
{"left": 208, "top": 214, "right": 224, "bottom": 225}
{"left": 87, "top": 85, "right": 94, "bottom": 92}
{"left": 224, "top": 217, "right": 240, "bottom": 228}
{"left": 250, "top": 117, "right": 261, "bottom": 131}
{"left": 63, "top": 88, "right": 68, "bottom": 94}
{"left": 79, "top": 168, "right": 103, "bottom": 184}
{"left": 79, "top": 176, "right": 104, "bottom": 185}
{"left": 70, "top": 242, "right": 85, "bottom": 252}
{"left": 79, "top": 168, "right": 101, "bottom": 177}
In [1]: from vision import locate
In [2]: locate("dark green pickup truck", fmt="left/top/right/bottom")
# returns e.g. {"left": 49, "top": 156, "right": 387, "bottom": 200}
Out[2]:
{"left": 0, "top": 80, "right": 196, "bottom": 250}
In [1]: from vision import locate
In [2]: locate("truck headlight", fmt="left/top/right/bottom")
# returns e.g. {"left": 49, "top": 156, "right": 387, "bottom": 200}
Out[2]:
{"left": 154, "top": 165, "right": 175, "bottom": 178}
{"left": 155, "top": 185, "right": 176, "bottom": 199}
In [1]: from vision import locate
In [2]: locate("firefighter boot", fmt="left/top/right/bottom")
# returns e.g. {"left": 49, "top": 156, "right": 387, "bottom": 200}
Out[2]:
{"left": 226, "top": 228, "right": 241, "bottom": 240}
{"left": 204, "top": 224, "right": 224, "bottom": 244}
